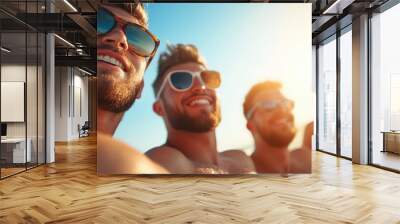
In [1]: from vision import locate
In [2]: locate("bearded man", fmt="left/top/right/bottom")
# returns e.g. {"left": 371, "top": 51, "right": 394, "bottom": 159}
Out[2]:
{"left": 146, "top": 44, "right": 255, "bottom": 174}
{"left": 243, "top": 81, "right": 311, "bottom": 174}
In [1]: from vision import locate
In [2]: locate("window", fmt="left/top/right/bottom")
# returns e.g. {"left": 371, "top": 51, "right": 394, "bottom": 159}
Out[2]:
{"left": 317, "top": 36, "right": 337, "bottom": 154}
{"left": 339, "top": 28, "right": 352, "bottom": 158}
{"left": 371, "top": 2, "right": 400, "bottom": 171}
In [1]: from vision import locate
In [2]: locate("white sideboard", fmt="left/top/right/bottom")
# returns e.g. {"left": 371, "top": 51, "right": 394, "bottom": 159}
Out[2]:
{"left": 1, "top": 138, "right": 32, "bottom": 163}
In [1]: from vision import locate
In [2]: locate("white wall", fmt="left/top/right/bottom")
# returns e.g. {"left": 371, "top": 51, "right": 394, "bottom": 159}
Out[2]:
{"left": 54, "top": 67, "right": 89, "bottom": 141}
{"left": 1, "top": 66, "right": 26, "bottom": 128}
{"left": 1, "top": 82, "right": 25, "bottom": 122}
{"left": 1, "top": 65, "right": 36, "bottom": 137}
{"left": 55, "top": 67, "right": 69, "bottom": 141}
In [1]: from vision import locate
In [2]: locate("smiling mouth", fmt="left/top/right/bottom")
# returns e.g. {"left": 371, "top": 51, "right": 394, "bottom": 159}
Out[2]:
{"left": 273, "top": 116, "right": 294, "bottom": 126}
{"left": 98, "top": 55, "right": 125, "bottom": 71}
{"left": 276, "top": 118, "right": 289, "bottom": 124}
{"left": 186, "top": 95, "right": 214, "bottom": 108}
{"left": 189, "top": 98, "right": 211, "bottom": 106}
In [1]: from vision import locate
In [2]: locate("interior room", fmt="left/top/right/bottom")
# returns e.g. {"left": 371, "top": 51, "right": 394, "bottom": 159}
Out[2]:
{"left": 0, "top": 0, "right": 399, "bottom": 223}
{"left": 0, "top": 9, "right": 46, "bottom": 178}
{"left": 0, "top": 0, "right": 96, "bottom": 179}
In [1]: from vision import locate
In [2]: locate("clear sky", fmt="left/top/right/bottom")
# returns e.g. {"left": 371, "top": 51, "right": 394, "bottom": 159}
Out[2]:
{"left": 114, "top": 3, "right": 313, "bottom": 153}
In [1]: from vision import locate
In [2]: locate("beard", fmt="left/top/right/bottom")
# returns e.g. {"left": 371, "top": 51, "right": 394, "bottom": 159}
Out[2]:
{"left": 163, "top": 98, "right": 221, "bottom": 132}
{"left": 258, "top": 128, "right": 296, "bottom": 148}
{"left": 97, "top": 70, "right": 141, "bottom": 113}
{"left": 256, "top": 117, "right": 296, "bottom": 148}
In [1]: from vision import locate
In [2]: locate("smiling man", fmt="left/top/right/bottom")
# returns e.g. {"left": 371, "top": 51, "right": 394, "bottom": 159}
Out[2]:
{"left": 243, "top": 81, "right": 311, "bottom": 174}
{"left": 145, "top": 44, "right": 255, "bottom": 174}
{"left": 96, "top": 3, "right": 167, "bottom": 174}
{"left": 97, "top": 3, "right": 157, "bottom": 133}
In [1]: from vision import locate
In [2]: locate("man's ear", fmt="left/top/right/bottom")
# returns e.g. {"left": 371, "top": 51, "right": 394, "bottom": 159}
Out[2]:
{"left": 135, "top": 80, "right": 144, "bottom": 99}
{"left": 153, "top": 100, "right": 164, "bottom": 116}
{"left": 246, "top": 120, "right": 254, "bottom": 131}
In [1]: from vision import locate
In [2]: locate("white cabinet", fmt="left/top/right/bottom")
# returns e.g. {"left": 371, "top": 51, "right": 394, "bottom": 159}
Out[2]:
{"left": 1, "top": 138, "right": 32, "bottom": 163}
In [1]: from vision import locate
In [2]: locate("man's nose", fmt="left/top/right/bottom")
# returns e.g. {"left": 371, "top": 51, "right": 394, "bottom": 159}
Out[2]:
{"left": 275, "top": 105, "right": 292, "bottom": 116}
{"left": 191, "top": 76, "right": 206, "bottom": 93}
{"left": 102, "top": 27, "right": 129, "bottom": 51}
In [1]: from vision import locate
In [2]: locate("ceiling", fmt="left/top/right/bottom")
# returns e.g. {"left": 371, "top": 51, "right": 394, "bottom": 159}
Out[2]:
{"left": 310, "top": 0, "right": 391, "bottom": 44}
{"left": 0, "top": 0, "right": 97, "bottom": 74}
{"left": 0, "top": 0, "right": 395, "bottom": 73}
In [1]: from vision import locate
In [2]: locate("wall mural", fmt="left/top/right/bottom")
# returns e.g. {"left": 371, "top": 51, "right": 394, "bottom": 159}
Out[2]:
{"left": 97, "top": 3, "right": 313, "bottom": 175}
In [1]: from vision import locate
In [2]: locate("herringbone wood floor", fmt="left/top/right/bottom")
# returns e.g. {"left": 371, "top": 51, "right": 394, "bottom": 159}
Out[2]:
{"left": 0, "top": 135, "right": 399, "bottom": 224}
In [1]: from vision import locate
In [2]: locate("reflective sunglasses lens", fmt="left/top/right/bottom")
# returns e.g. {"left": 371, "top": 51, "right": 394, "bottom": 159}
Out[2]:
{"left": 125, "top": 25, "right": 156, "bottom": 56}
{"left": 97, "top": 8, "right": 115, "bottom": 34}
{"left": 201, "top": 71, "right": 221, "bottom": 89}
{"left": 170, "top": 72, "right": 193, "bottom": 90}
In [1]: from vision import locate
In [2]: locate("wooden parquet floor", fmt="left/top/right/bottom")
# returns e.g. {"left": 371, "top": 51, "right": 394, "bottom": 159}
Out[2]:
{"left": 1, "top": 135, "right": 400, "bottom": 224}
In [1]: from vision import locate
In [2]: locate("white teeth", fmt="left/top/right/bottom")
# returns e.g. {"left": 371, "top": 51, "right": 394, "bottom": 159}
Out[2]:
{"left": 189, "top": 99, "right": 210, "bottom": 106}
{"left": 97, "top": 55, "right": 124, "bottom": 69}
{"left": 276, "top": 118, "right": 289, "bottom": 124}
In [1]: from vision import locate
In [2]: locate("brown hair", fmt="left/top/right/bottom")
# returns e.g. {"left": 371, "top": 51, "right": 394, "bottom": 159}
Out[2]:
{"left": 243, "top": 81, "right": 282, "bottom": 117}
{"left": 102, "top": 2, "right": 148, "bottom": 27}
{"left": 152, "top": 44, "right": 207, "bottom": 96}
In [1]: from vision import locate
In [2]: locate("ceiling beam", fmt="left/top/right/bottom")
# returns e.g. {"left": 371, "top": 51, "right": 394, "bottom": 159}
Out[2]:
{"left": 322, "top": 0, "right": 356, "bottom": 14}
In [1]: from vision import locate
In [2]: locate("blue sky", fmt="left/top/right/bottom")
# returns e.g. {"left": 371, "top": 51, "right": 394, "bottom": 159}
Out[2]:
{"left": 114, "top": 3, "right": 313, "bottom": 153}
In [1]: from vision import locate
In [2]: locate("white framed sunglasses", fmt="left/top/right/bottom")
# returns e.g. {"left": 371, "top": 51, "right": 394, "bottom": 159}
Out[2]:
{"left": 246, "top": 99, "right": 294, "bottom": 120}
{"left": 156, "top": 70, "right": 221, "bottom": 100}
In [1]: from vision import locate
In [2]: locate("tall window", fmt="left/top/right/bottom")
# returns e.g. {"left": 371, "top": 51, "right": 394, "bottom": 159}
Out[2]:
{"left": 390, "top": 74, "right": 400, "bottom": 130}
{"left": 317, "top": 36, "right": 337, "bottom": 154}
{"left": 339, "top": 28, "right": 352, "bottom": 158}
{"left": 371, "top": 2, "right": 400, "bottom": 171}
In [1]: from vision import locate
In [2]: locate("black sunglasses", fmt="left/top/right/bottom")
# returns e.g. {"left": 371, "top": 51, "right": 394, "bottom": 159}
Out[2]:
{"left": 97, "top": 7, "right": 160, "bottom": 59}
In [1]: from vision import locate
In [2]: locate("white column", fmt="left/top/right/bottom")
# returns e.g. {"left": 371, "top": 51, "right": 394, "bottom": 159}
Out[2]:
{"left": 352, "top": 14, "right": 369, "bottom": 164}
{"left": 46, "top": 1, "right": 55, "bottom": 163}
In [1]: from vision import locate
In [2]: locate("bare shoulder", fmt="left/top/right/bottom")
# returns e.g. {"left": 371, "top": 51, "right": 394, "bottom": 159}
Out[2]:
{"left": 145, "top": 145, "right": 185, "bottom": 159}
{"left": 220, "top": 149, "right": 249, "bottom": 159}
{"left": 97, "top": 133, "right": 168, "bottom": 174}
{"left": 289, "top": 148, "right": 311, "bottom": 173}
{"left": 220, "top": 149, "right": 256, "bottom": 174}
{"left": 145, "top": 146, "right": 194, "bottom": 174}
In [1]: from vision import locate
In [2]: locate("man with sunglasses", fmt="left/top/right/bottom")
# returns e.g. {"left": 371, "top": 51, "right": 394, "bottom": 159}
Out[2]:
{"left": 243, "top": 81, "right": 311, "bottom": 174}
{"left": 97, "top": 3, "right": 167, "bottom": 174}
{"left": 146, "top": 44, "right": 255, "bottom": 174}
